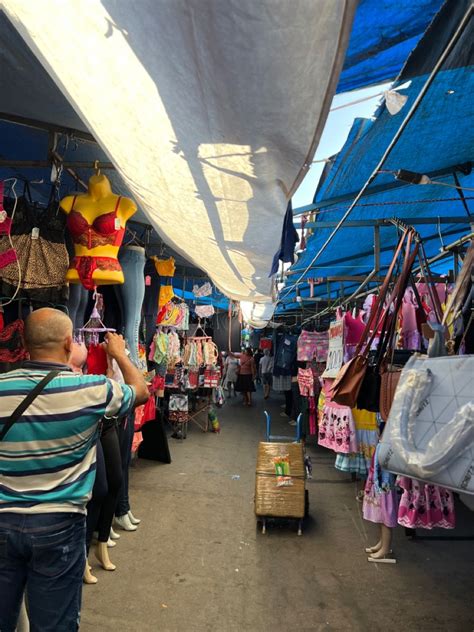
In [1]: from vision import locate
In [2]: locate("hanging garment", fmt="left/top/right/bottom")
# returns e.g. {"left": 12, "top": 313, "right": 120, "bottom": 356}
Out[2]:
{"left": 362, "top": 448, "right": 399, "bottom": 528}
{"left": 297, "top": 330, "right": 329, "bottom": 362}
{"left": 0, "top": 191, "right": 69, "bottom": 302}
{"left": 397, "top": 476, "right": 455, "bottom": 530}
{"left": 195, "top": 304, "right": 215, "bottom": 318}
{"left": 270, "top": 200, "right": 299, "bottom": 276}
{"left": 297, "top": 368, "right": 314, "bottom": 397}
{"left": 193, "top": 282, "right": 212, "bottom": 297}
{"left": 335, "top": 408, "right": 379, "bottom": 478}
{"left": 153, "top": 257, "right": 175, "bottom": 309}
{"left": 86, "top": 343, "right": 108, "bottom": 375}
{"left": 318, "top": 404, "right": 358, "bottom": 454}
{"left": 0, "top": 319, "right": 28, "bottom": 364}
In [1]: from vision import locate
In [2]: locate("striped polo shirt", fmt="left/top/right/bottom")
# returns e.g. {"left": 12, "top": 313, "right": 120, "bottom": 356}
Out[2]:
{"left": 0, "top": 361, "right": 135, "bottom": 514}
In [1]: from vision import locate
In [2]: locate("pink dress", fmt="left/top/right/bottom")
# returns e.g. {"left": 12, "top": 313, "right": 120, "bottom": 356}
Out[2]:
{"left": 363, "top": 451, "right": 399, "bottom": 528}
{"left": 397, "top": 477, "right": 455, "bottom": 529}
{"left": 318, "top": 379, "right": 357, "bottom": 453}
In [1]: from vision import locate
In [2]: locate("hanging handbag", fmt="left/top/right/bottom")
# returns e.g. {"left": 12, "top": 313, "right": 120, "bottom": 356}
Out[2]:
{"left": 358, "top": 232, "right": 420, "bottom": 412}
{"left": 378, "top": 354, "right": 474, "bottom": 494}
{"left": 378, "top": 243, "right": 443, "bottom": 420}
{"left": 0, "top": 370, "right": 60, "bottom": 441}
{"left": 331, "top": 230, "right": 411, "bottom": 408}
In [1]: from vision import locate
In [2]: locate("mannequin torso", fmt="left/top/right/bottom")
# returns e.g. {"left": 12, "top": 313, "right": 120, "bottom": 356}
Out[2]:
{"left": 61, "top": 175, "right": 137, "bottom": 289}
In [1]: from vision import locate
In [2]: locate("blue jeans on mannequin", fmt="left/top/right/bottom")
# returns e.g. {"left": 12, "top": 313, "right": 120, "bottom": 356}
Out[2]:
{"left": 114, "top": 246, "right": 146, "bottom": 366}
{"left": 67, "top": 284, "right": 90, "bottom": 329}
{"left": 0, "top": 512, "right": 86, "bottom": 632}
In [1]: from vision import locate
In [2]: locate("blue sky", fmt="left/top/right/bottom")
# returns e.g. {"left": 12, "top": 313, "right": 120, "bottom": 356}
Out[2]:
{"left": 292, "top": 83, "right": 391, "bottom": 209}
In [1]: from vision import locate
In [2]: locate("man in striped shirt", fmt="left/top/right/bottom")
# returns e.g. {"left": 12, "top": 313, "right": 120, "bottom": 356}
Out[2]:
{"left": 0, "top": 308, "right": 149, "bottom": 631}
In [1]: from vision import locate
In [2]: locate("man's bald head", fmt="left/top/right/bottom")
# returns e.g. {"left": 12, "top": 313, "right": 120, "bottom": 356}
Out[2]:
{"left": 24, "top": 308, "right": 74, "bottom": 359}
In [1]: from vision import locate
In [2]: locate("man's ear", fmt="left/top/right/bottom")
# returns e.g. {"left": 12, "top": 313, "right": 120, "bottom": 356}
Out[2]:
{"left": 65, "top": 334, "right": 74, "bottom": 357}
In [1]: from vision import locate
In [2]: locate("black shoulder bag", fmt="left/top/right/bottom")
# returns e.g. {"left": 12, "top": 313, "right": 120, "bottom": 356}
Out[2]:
{"left": 0, "top": 370, "right": 60, "bottom": 441}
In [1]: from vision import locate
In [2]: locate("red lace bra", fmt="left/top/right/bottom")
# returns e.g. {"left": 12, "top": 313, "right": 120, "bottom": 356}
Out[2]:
{"left": 67, "top": 196, "right": 125, "bottom": 249}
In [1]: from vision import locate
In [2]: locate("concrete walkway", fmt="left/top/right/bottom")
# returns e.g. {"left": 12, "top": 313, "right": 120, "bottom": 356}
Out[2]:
{"left": 82, "top": 389, "right": 474, "bottom": 632}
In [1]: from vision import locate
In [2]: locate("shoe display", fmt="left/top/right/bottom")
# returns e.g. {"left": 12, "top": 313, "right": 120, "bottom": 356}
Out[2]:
{"left": 109, "top": 527, "right": 120, "bottom": 540}
{"left": 114, "top": 514, "right": 138, "bottom": 532}
{"left": 107, "top": 537, "right": 116, "bottom": 548}
{"left": 128, "top": 510, "right": 141, "bottom": 525}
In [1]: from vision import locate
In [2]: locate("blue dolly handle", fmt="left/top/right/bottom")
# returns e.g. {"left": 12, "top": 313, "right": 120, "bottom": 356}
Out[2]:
{"left": 264, "top": 411, "right": 302, "bottom": 443}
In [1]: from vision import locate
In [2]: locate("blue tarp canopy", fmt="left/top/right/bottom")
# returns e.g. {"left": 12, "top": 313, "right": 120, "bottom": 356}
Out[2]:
{"left": 338, "top": 0, "right": 445, "bottom": 92}
{"left": 281, "top": 0, "right": 474, "bottom": 312}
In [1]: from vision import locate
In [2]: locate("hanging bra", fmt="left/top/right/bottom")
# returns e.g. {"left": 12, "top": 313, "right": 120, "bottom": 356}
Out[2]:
{"left": 67, "top": 196, "right": 124, "bottom": 249}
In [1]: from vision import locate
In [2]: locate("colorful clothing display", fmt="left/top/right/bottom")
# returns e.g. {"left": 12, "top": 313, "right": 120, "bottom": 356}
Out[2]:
{"left": 157, "top": 301, "right": 189, "bottom": 330}
{"left": 363, "top": 448, "right": 399, "bottom": 528}
{"left": 297, "top": 367, "right": 315, "bottom": 397}
{"left": 318, "top": 404, "right": 357, "bottom": 453}
{"left": 397, "top": 477, "right": 455, "bottom": 530}
{"left": 154, "top": 257, "right": 175, "bottom": 309}
{"left": 297, "top": 330, "right": 329, "bottom": 362}
{"left": 335, "top": 408, "right": 378, "bottom": 477}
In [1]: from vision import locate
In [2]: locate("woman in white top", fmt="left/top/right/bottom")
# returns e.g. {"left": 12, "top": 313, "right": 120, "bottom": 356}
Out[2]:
{"left": 259, "top": 349, "right": 274, "bottom": 399}
{"left": 223, "top": 353, "right": 240, "bottom": 397}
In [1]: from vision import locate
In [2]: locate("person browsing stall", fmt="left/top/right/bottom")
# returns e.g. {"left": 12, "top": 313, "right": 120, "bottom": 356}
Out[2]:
{"left": 229, "top": 348, "right": 257, "bottom": 406}
{"left": 0, "top": 308, "right": 148, "bottom": 632}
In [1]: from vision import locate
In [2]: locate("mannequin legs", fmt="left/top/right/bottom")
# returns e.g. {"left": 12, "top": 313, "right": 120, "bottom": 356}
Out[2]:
{"left": 115, "top": 415, "right": 138, "bottom": 531}
{"left": 366, "top": 525, "right": 395, "bottom": 562}
{"left": 85, "top": 424, "right": 123, "bottom": 578}
{"left": 114, "top": 247, "right": 146, "bottom": 366}
{"left": 67, "top": 284, "right": 90, "bottom": 329}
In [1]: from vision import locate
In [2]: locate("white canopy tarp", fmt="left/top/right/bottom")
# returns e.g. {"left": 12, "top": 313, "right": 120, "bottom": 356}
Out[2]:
{"left": 2, "top": 0, "right": 355, "bottom": 301}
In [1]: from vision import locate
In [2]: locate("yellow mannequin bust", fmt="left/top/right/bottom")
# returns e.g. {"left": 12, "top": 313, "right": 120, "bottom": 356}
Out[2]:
{"left": 60, "top": 174, "right": 137, "bottom": 289}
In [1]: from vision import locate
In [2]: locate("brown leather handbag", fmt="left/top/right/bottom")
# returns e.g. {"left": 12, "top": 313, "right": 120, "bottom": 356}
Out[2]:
{"left": 331, "top": 230, "right": 411, "bottom": 408}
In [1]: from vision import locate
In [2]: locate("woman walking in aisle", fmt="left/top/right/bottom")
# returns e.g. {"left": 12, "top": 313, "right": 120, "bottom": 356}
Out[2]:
{"left": 233, "top": 348, "right": 257, "bottom": 406}
{"left": 223, "top": 352, "right": 240, "bottom": 397}
{"left": 260, "top": 349, "right": 274, "bottom": 399}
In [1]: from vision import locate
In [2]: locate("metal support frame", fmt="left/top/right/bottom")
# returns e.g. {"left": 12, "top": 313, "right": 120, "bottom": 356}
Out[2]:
{"left": 299, "top": 231, "right": 473, "bottom": 320}
{"left": 0, "top": 158, "right": 115, "bottom": 170}
{"left": 292, "top": 162, "right": 473, "bottom": 216}
{"left": 294, "top": 216, "right": 471, "bottom": 229}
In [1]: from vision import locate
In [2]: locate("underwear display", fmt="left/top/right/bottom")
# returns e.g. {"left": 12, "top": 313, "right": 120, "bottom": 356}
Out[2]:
{"left": 297, "top": 330, "right": 329, "bottom": 362}
{"left": 193, "top": 282, "right": 212, "bottom": 297}
{"left": 86, "top": 343, "right": 108, "bottom": 375}
{"left": 67, "top": 196, "right": 124, "bottom": 249}
{"left": 0, "top": 319, "right": 28, "bottom": 364}
{"left": 0, "top": 185, "right": 69, "bottom": 303}
{"left": 70, "top": 256, "right": 122, "bottom": 291}
{"left": 297, "top": 367, "right": 315, "bottom": 397}
{"left": 195, "top": 304, "right": 215, "bottom": 318}
{"left": 66, "top": 196, "right": 125, "bottom": 289}
{"left": 157, "top": 301, "right": 189, "bottom": 330}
